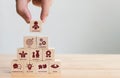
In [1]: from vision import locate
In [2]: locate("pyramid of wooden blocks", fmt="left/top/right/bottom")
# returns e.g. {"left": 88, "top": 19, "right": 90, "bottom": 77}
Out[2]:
{"left": 11, "top": 20, "right": 61, "bottom": 74}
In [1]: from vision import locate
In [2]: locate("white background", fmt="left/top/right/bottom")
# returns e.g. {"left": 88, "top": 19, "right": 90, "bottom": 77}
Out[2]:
{"left": 0, "top": 0, "right": 120, "bottom": 54}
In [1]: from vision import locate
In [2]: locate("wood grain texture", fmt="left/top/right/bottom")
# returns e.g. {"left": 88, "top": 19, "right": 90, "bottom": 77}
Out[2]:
{"left": 0, "top": 54, "right": 120, "bottom": 78}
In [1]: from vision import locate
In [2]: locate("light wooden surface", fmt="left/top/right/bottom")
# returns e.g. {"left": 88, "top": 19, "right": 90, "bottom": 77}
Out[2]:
{"left": 1, "top": 54, "right": 120, "bottom": 78}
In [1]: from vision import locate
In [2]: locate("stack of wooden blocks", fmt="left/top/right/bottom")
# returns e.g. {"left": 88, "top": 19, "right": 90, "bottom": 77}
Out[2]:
{"left": 11, "top": 20, "right": 61, "bottom": 74}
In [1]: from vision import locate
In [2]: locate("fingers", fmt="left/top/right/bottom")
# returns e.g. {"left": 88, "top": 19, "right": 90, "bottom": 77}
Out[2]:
{"left": 22, "top": 7, "right": 32, "bottom": 23}
{"left": 32, "top": 0, "right": 41, "bottom": 7}
{"left": 16, "top": 0, "right": 52, "bottom": 23}
{"left": 41, "top": 1, "right": 49, "bottom": 23}
{"left": 40, "top": 0, "right": 52, "bottom": 23}
{"left": 16, "top": 0, "right": 31, "bottom": 23}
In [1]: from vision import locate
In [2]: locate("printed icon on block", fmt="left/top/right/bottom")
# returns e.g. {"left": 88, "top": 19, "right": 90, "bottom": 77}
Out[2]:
{"left": 24, "top": 36, "right": 37, "bottom": 48}
{"left": 49, "top": 59, "right": 61, "bottom": 73}
{"left": 51, "top": 64, "right": 59, "bottom": 68}
{"left": 24, "top": 61, "right": 36, "bottom": 73}
{"left": 29, "top": 49, "right": 42, "bottom": 61}
{"left": 38, "top": 64, "right": 47, "bottom": 69}
{"left": 11, "top": 60, "right": 24, "bottom": 73}
{"left": 30, "top": 20, "right": 42, "bottom": 32}
{"left": 37, "top": 37, "right": 48, "bottom": 49}
{"left": 17, "top": 48, "right": 29, "bottom": 60}
{"left": 32, "top": 50, "right": 39, "bottom": 58}
{"left": 42, "top": 48, "right": 55, "bottom": 61}
{"left": 36, "top": 61, "right": 49, "bottom": 73}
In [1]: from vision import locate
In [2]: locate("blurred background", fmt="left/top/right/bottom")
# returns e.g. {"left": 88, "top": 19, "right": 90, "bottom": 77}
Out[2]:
{"left": 0, "top": 0, "right": 120, "bottom": 54}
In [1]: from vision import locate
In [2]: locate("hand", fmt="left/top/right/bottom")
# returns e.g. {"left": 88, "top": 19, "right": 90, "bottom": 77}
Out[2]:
{"left": 16, "top": 0, "right": 52, "bottom": 23}
{"left": 16, "top": 0, "right": 31, "bottom": 23}
{"left": 32, "top": 0, "right": 52, "bottom": 23}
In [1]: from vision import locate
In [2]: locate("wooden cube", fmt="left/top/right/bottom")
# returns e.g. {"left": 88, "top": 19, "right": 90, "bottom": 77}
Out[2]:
{"left": 17, "top": 48, "right": 29, "bottom": 60}
{"left": 37, "top": 37, "right": 48, "bottom": 49}
{"left": 11, "top": 59, "right": 24, "bottom": 73}
{"left": 30, "top": 20, "right": 42, "bottom": 32}
{"left": 49, "top": 59, "right": 61, "bottom": 73}
{"left": 29, "top": 48, "right": 42, "bottom": 61}
{"left": 24, "top": 60, "right": 36, "bottom": 73}
{"left": 42, "top": 48, "right": 55, "bottom": 61}
{"left": 24, "top": 36, "right": 37, "bottom": 48}
{"left": 35, "top": 61, "right": 49, "bottom": 74}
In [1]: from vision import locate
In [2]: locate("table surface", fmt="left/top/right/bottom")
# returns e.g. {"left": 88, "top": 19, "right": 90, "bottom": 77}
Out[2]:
{"left": 0, "top": 54, "right": 120, "bottom": 78}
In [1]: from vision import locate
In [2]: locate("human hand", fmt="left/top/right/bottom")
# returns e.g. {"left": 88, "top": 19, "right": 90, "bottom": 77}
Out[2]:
{"left": 32, "top": 0, "right": 52, "bottom": 23}
{"left": 16, "top": 0, "right": 31, "bottom": 23}
{"left": 16, "top": 0, "right": 52, "bottom": 23}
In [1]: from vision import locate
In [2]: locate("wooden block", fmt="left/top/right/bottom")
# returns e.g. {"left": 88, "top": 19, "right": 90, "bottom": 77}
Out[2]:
{"left": 17, "top": 48, "right": 29, "bottom": 60}
{"left": 37, "top": 37, "right": 48, "bottom": 49}
{"left": 24, "top": 60, "right": 36, "bottom": 73}
{"left": 35, "top": 61, "right": 49, "bottom": 74}
{"left": 49, "top": 59, "right": 61, "bottom": 73}
{"left": 24, "top": 36, "right": 37, "bottom": 48}
{"left": 42, "top": 48, "right": 55, "bottom": 61}
{"left": 30, "top": 20, "right": 42, "bottom": 32}
{"left": 11, "top": 59, "right": 24, "bottom": 73}
{"left": 29, "top": 48, "right": 42, "bottom": 61}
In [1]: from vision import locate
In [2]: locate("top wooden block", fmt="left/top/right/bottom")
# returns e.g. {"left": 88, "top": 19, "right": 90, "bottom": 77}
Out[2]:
{"left": 30, "top": 20, "right": 42, "bottom": 32}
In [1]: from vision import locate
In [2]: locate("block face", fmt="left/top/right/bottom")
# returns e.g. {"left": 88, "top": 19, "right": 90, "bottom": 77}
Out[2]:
{"left": 36, "top": 61, "right": 49, "bottom": 73}
{"left": 43, "top": 48, "right": 55, "bottom": 61}
{"left": 24, "top": 36, "right": 37, "bottom": 48}
{"left": 37, "top": 37, "right": 48, "bottom": 49}
{"left": 29, "top": 48, "right": 42, "bottom": 61}
{"left": 49, "top": 60, "right": 61, "bottom": 73}
{"left": 24, "top": 61, "right": 36, "bottom": 73}
{"left": 11, "top": 59, "right": 24, "bottom": 73}
{"left": 17, "top": 48, "right": 29, "bottom": 60}
{"left": 30, "top": 20, "right": 42, "bottom": 32}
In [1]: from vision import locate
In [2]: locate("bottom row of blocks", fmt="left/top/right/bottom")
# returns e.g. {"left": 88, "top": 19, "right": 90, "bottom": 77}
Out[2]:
{"left": 11, "top": 59, "right": 61, "bottom": 74}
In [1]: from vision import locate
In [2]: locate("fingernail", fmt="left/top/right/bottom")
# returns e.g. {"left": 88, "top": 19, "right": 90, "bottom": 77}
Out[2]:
{"left": 26, "top": 19, "right": 30, "bottom": 23}
{"left": 27, "top": 17, "right": 31, "bottom": 23}
{"left": 42, "top": 17, "right": 46, "bottom": 23}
